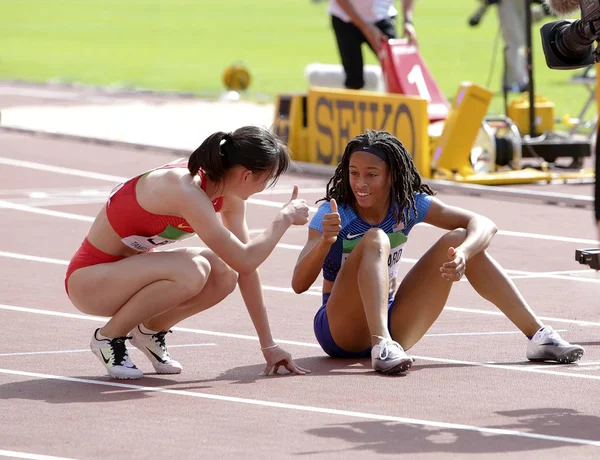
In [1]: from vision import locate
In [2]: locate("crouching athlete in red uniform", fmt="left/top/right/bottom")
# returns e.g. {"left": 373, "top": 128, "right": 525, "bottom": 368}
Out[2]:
{"left": 65, "top": 126, "right": 310, "bottom": 379}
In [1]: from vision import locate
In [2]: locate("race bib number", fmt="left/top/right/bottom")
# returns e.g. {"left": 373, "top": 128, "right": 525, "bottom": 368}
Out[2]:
{"left": 121, "top": 230, "right": 195, "bottom": 252}
{"left": 121, "top": 235, "right": 177, "bottom": 252}
{"left": 387, "top": 243, "right": 405, "bottom": 280}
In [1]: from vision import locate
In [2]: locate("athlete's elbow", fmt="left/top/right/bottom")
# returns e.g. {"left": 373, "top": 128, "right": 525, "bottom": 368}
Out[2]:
{"left": 291, "top": 273, "right": 309, "bottom": 294}
{"left": 292, "top": 281, "right": 307, "bottom": 294}
{"left": 474, "top": 215, "right": 497, "bottom": 237}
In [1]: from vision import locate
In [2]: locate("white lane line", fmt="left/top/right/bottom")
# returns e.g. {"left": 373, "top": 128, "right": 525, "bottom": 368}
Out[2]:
{"left": 508, "top": 273, "right": 600, "bottom": 284}
{"left": 0, "top": 251, "right": 70, "bottom": 266}
{"left": 0, "top": 334, "right": 543, "bottom": 359}
{"left": 0, "top": 248, "right": 599, "bottom": 325}
{"left": 0, "top": 186, "right": 112, "bottom": 196}
{"left": 0, "top": 303, "right": 597, "bottom": 382}
{"left": 0, "top": 343, "right": 217, "bottom": 357}
{"left": 526, "top": 360, "right": 600, "bottom": 370}
{"left": 0, "top": 156, "right": 597, "bottom": 244}
{"left": 0, "top": 157, "right": 126, "bottom": 182}
{"left": 0, "top": 201, "right": 94, "bottom": 222}
{"left": 0, "top": 449, "right": 75, "bottom": 460}
{"left": 497, "top": 229, "right": 597, "bottom": 245}
{"left": 441, "top": 305, "right": 600, "bottom": 327}
{"left": 425, "top": 329, "right": 566, "bottom": 337}
{"left": 570, "top": 360, "right": 600, "bottom": 366}
{"left": 1, "top": 368, "right": 599, "bottom": 447}
{"left": 536, "top": 269, "right": 598, "bottom": 276}
{"left": 0, "top": 211, "right": 596, "bottom": 284}
{"left": 9, "top": 197, "right": 108, "bottom": 207}
{"left": 411, "top": 355, "right": 600, "bottom": 381}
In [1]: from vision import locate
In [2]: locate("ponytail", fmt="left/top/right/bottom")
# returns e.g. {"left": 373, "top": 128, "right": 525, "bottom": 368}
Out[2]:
{"left": 188, "top": 125, "right": 290, "bottom": 185}
{"left": 188, "top": 131, "right": 230, "bottom": 181}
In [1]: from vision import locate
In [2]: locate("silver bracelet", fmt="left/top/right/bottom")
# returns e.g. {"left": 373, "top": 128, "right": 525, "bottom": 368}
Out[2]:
{"left": 261, "top": 343, "right": 279, "bottom": 350}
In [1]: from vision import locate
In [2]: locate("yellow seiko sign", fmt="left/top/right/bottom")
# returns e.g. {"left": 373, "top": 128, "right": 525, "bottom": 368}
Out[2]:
{"left": 306, "top": 87, "right": 430, "bottom": 176}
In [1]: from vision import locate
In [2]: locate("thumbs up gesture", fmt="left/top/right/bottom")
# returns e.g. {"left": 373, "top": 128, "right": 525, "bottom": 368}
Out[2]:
{"left": 322, "top": 199, "right": 341, "bottom": 245}
{"left": 281, "top": 184, "right": 309, "bottom": 226}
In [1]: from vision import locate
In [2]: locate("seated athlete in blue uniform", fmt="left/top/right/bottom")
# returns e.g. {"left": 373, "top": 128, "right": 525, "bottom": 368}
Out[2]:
{"left": 292, "top": 130, "right": 584, "bottom": 375}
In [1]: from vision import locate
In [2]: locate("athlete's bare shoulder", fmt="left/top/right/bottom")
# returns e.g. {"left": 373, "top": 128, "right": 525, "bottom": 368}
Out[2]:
{"left": 137, "top": 164, "right": 202, "bottom": 215}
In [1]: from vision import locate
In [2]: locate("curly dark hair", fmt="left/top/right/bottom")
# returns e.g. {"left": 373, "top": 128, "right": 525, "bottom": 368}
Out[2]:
{"left": 318, "top": 130, "right": 435, "bottom": 224}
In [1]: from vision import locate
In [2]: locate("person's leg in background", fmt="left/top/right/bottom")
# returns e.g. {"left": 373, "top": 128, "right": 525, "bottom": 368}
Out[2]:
{"left": 331, "top": 15, "right": 368, "bottom": 89}
{"left": 497, "top": 0, "right": 528, "bottom": 92}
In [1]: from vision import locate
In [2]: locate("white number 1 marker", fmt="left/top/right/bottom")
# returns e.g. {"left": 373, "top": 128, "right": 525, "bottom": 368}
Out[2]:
{"left": 407, "top": 65, "right": 432, "bottom": 101}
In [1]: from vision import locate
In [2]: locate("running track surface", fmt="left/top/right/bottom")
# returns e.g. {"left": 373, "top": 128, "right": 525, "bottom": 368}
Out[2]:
{"left": 1, "top": 89, "right": 600, "bottom": 460}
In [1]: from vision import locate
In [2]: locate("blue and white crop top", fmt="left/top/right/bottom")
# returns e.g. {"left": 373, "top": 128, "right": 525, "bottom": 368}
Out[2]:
{"left": 309, "top": 193, "right": 433, "bottom": 290}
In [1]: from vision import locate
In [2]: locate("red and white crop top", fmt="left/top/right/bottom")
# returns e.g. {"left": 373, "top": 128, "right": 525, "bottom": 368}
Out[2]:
{"left": 106, "top": 163, "right": 223, "bottom": 252}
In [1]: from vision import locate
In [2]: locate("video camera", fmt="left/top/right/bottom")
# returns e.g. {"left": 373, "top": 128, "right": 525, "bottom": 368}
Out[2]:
{"left": 540, "top": 0, "right": 600, "bottom": 69}
{"left": 540, "top": 1, "right": 600, "bottom": 266}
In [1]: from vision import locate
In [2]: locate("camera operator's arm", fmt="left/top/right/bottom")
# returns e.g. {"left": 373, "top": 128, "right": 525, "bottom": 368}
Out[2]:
{"left": 337, "top": 0, "right": 386, "bottom": 51}
{"left": 401, "top": 0, "right": 418, "bottom": 45}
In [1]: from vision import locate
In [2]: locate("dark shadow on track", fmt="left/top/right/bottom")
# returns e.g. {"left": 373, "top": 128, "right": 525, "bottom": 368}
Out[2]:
{"left": 298, "top": 408, "right": 600, "bottom": 455}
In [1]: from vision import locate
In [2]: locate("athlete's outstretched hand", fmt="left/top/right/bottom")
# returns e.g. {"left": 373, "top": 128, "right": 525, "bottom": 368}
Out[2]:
{"left": 322, "top": 199, "right": 341, "bottom": 245}
{"left": 281, "top": 185, "right": 309, "bottom": 226}
{"left": 260, "top": 345, "right": 310, "bottom": 376}
{"left": 440, "top": 246, "right": 466, "bottom": 282}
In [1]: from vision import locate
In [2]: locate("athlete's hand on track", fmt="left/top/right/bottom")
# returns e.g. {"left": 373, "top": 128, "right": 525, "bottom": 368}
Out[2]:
{"left": 281, "top": 185, "right": 309, "bottom": 226}
{"left": 322, "top": 199, "right": 341, "bottom": 245}
{"left": 260, "top": 345, "right": 310, "bottom": 376}
{"left": 440, "top": 246, "right": 467, "bottom": 282}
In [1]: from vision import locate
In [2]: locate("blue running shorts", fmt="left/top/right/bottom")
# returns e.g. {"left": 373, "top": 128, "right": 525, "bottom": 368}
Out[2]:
{"left": 313, "top": 292, "right": 396, "bottom": 358}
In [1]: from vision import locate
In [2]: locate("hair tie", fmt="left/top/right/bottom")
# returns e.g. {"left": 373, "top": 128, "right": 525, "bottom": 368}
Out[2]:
{"left": 220, "top": 133, "right": 234, "bottom": 157}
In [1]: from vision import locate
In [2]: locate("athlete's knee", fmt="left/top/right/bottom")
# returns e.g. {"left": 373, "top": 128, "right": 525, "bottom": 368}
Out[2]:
{"left": 362, "top": 228, "right": 391, "bottom": 253}
{"left": 438, "top": 228, "right": 467, "bottom": 248}
{"left": 173, "top": 255, "right": 212, "bottom": 297}
{"left": 210, "top": 257, "right": 238, "bottom": 295}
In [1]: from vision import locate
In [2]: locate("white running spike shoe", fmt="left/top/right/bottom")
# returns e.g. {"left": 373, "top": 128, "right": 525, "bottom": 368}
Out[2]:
{"left": 526, "top": 326, "right": 584, "bottom": 364}
{"left": 371, "top": 338, "right": 413, "bottom": 375}
{"left": 90, "top": 329, "right": 143, "bottom": 380}
{"left": 129, "top": 325, "right": 183, "bottom": 374}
